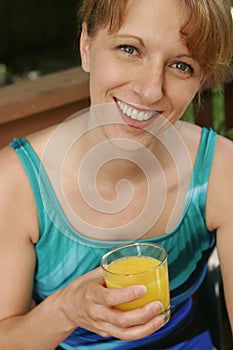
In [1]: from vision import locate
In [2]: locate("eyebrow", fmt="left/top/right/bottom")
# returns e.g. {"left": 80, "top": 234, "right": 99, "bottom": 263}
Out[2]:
{"left": 175, "top": 54, "right": 192, "bottom": 59}
{"left": 175, "top": 54, "right": 199, "bottom": 64}
{"left": 115, "top": 34, "right": 145, "bottom": 47}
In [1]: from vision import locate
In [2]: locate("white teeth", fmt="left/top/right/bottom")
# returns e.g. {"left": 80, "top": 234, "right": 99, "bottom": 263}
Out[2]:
{"left": 126, "top": 107, "right": 132, "bottom": 117}
{"left": 132, "top": 109, "right": 139, "bottom": 120}
{"left": 138, "top": 112, "right": 144, "bottom": 121}
{"left": 117, "top": 101, "right": 154, "bottom": 121}
{"left": 123, "top": 104, "right": 128, "bottom": 114}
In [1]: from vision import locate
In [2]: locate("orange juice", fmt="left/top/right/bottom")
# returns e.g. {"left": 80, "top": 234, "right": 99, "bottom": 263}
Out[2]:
{"left": 105, "top": 255, "right": 170, "bottom": 314}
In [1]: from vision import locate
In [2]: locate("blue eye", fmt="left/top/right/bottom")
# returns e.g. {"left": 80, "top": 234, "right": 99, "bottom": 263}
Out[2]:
{"left": 173, "top": 62, "right": 194, "bottom": 74}
{"left": 118, "top": 45, "right": 139, "bottom": 56}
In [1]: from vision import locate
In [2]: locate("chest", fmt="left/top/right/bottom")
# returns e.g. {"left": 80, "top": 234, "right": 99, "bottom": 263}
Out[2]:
{"left": 61, "top": 166, "right": 191, "bottom": 241}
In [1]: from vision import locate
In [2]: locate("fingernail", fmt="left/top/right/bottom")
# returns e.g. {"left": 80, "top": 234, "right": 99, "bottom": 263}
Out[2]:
{"left": 151, "top": 301, "right": 163, "bottom": 313}
{"left": 135, "top": 285, "right": 147, "bottom": 297}
{"left": 157, "top": 314, "right": 165, "bottom": 324}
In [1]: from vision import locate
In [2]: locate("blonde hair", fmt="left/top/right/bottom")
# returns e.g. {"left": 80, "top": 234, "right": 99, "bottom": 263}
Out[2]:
{"left": 78, "top": 0, "right": 233, "bottom": 88}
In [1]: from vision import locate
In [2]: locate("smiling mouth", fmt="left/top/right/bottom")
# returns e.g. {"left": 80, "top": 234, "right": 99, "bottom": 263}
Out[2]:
{"left": 115, "top": 98, "right": 159, "bottom": 122}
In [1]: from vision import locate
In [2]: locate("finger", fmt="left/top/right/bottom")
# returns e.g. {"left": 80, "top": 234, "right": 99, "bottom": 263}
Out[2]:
{"left": 96, "top": 301, "right": 162, "bottom": 327}
{"left": 103, "top": 313, "right": 165, "bottom": 341}
{"left": 110, "top": 301, "right": 163, "bottom": 328}
{"left": 76, "top": 298, "right": 164, "bottom": 339}
{"left": 94, "top": 285, "right": 147, "bottom": 307}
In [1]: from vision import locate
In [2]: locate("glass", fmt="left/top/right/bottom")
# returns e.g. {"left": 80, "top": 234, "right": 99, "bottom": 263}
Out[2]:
{"left": 101, "top": 242, "right": 170, "bottom": 324}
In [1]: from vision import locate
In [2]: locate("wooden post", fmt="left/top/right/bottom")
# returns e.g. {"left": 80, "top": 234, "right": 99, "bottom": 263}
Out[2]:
{"left": 224, "top": 82, "right": 233, "bottom": 131}
{"left": 194, "top": 89, "right": 213, "bottom": 128}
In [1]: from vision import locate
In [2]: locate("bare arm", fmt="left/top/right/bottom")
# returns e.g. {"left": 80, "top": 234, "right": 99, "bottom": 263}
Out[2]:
{"left": 206, "top": 135, "right": 233, "bottom": 331}
{"left": 217, "top": 227, "right": 233, "bottom": 332}
{"left": 0, "top": 146, "right": 163, "bottom": 349}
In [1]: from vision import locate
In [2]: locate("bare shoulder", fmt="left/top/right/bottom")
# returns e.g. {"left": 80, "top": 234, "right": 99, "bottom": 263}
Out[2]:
{"left": 0, "top": 124, "right": 60, "bottom": 242}
{"left": 211, "top": 134, "right": 233, "bottom": 185}
{"left": 27, "top": 123, "right": 59, "bottom": 158}
{"left": 27, "top": 114, "right": 87, "bottom": 159}
{"left": 206, "top": 133, "right": 233, "bottom": 231}
{"left": 0, "top": 145, "right": 40, "bottom": 319}
{"left": 175, "top": 121, "right": 203, "bottom": 166}
{"left": 0, "top": 144, "right": 39, "bottom": 243}
{"left": 207, "top": 135, "right": 233, "bottom": 328}
{"left": 176, "top": 122, "right": 233, "bottom": 231}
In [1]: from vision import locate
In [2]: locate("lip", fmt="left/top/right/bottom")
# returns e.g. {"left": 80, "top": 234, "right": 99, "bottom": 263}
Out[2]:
{"left": 114, "top": 97, "right": 161, "bottom": 128}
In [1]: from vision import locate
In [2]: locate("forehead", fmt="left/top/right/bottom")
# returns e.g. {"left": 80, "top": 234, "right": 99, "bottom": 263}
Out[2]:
{"left": 115, "top": 0, "right": 187, "bottom": 36}
{"left": 124, "top": 0, "right": 186, "bottom": 27}
{"left": 112, "top": 0, "right": 189, "bottom": 50}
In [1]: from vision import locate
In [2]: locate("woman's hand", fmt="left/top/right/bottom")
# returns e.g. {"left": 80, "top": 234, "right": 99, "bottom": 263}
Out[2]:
{"left": 54, "top": 267, "right": 164, "bottom": 341}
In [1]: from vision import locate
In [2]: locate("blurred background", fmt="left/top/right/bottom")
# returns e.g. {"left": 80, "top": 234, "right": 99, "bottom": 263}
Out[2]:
{"left": 0, "top": 0, "right": 80, "bottom": 86}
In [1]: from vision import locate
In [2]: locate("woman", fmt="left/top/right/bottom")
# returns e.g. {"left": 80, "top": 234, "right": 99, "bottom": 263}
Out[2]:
{"left": 0, "top": 0, "right": 232, "bottom": 349}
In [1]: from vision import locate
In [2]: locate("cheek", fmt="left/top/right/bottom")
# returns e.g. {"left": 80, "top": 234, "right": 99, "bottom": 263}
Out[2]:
{"left": 164, "top": 84, "right": 198, "bottom": 122}
{"left": 89, "top": 57, "right": 128, "bottom": 99}
{"left": 169, "top": 80, "right": 200, "bottom": 107}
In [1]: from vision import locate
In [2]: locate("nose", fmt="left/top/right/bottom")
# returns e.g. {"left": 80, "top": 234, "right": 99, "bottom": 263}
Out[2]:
{"left": 133, "top": 63, "right": 164, "bottom": 105}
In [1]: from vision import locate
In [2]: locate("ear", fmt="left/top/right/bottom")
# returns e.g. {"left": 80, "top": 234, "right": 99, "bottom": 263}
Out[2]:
{"left": 80, "top": 22, "right": 91, "bottom": 73}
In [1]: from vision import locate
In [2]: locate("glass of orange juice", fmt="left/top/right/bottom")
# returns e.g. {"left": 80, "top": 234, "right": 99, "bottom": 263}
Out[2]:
{"left": 101, "top": 242, "right": 170, "bottom": 324}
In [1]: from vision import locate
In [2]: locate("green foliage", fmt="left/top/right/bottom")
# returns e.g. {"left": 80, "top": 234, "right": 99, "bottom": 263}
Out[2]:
{"left": 0, "top": 63, "right": 13, "bottom": 86}
{"left": 225, "top": 128, "right": 233, "bottom": 140}
{"left": 182, "top": 86, "right": 233, "bottom": 140}
{"left": 211, "top": 86, "right": 225, "bottom": 136}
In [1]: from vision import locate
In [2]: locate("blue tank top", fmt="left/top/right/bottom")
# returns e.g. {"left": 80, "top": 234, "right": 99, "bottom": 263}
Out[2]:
{"left": 10, "top": 127, "right": 217, "bottom": 349}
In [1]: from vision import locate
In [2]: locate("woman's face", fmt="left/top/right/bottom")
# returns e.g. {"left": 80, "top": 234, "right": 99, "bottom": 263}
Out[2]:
{"left": 80, "top": 0, "right": 204, "bottom": 145}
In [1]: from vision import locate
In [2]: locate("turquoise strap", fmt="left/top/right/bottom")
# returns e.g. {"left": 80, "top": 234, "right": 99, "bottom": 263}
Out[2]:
{"left": 9, "top": 138, "right": 45, "bottom": 232}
